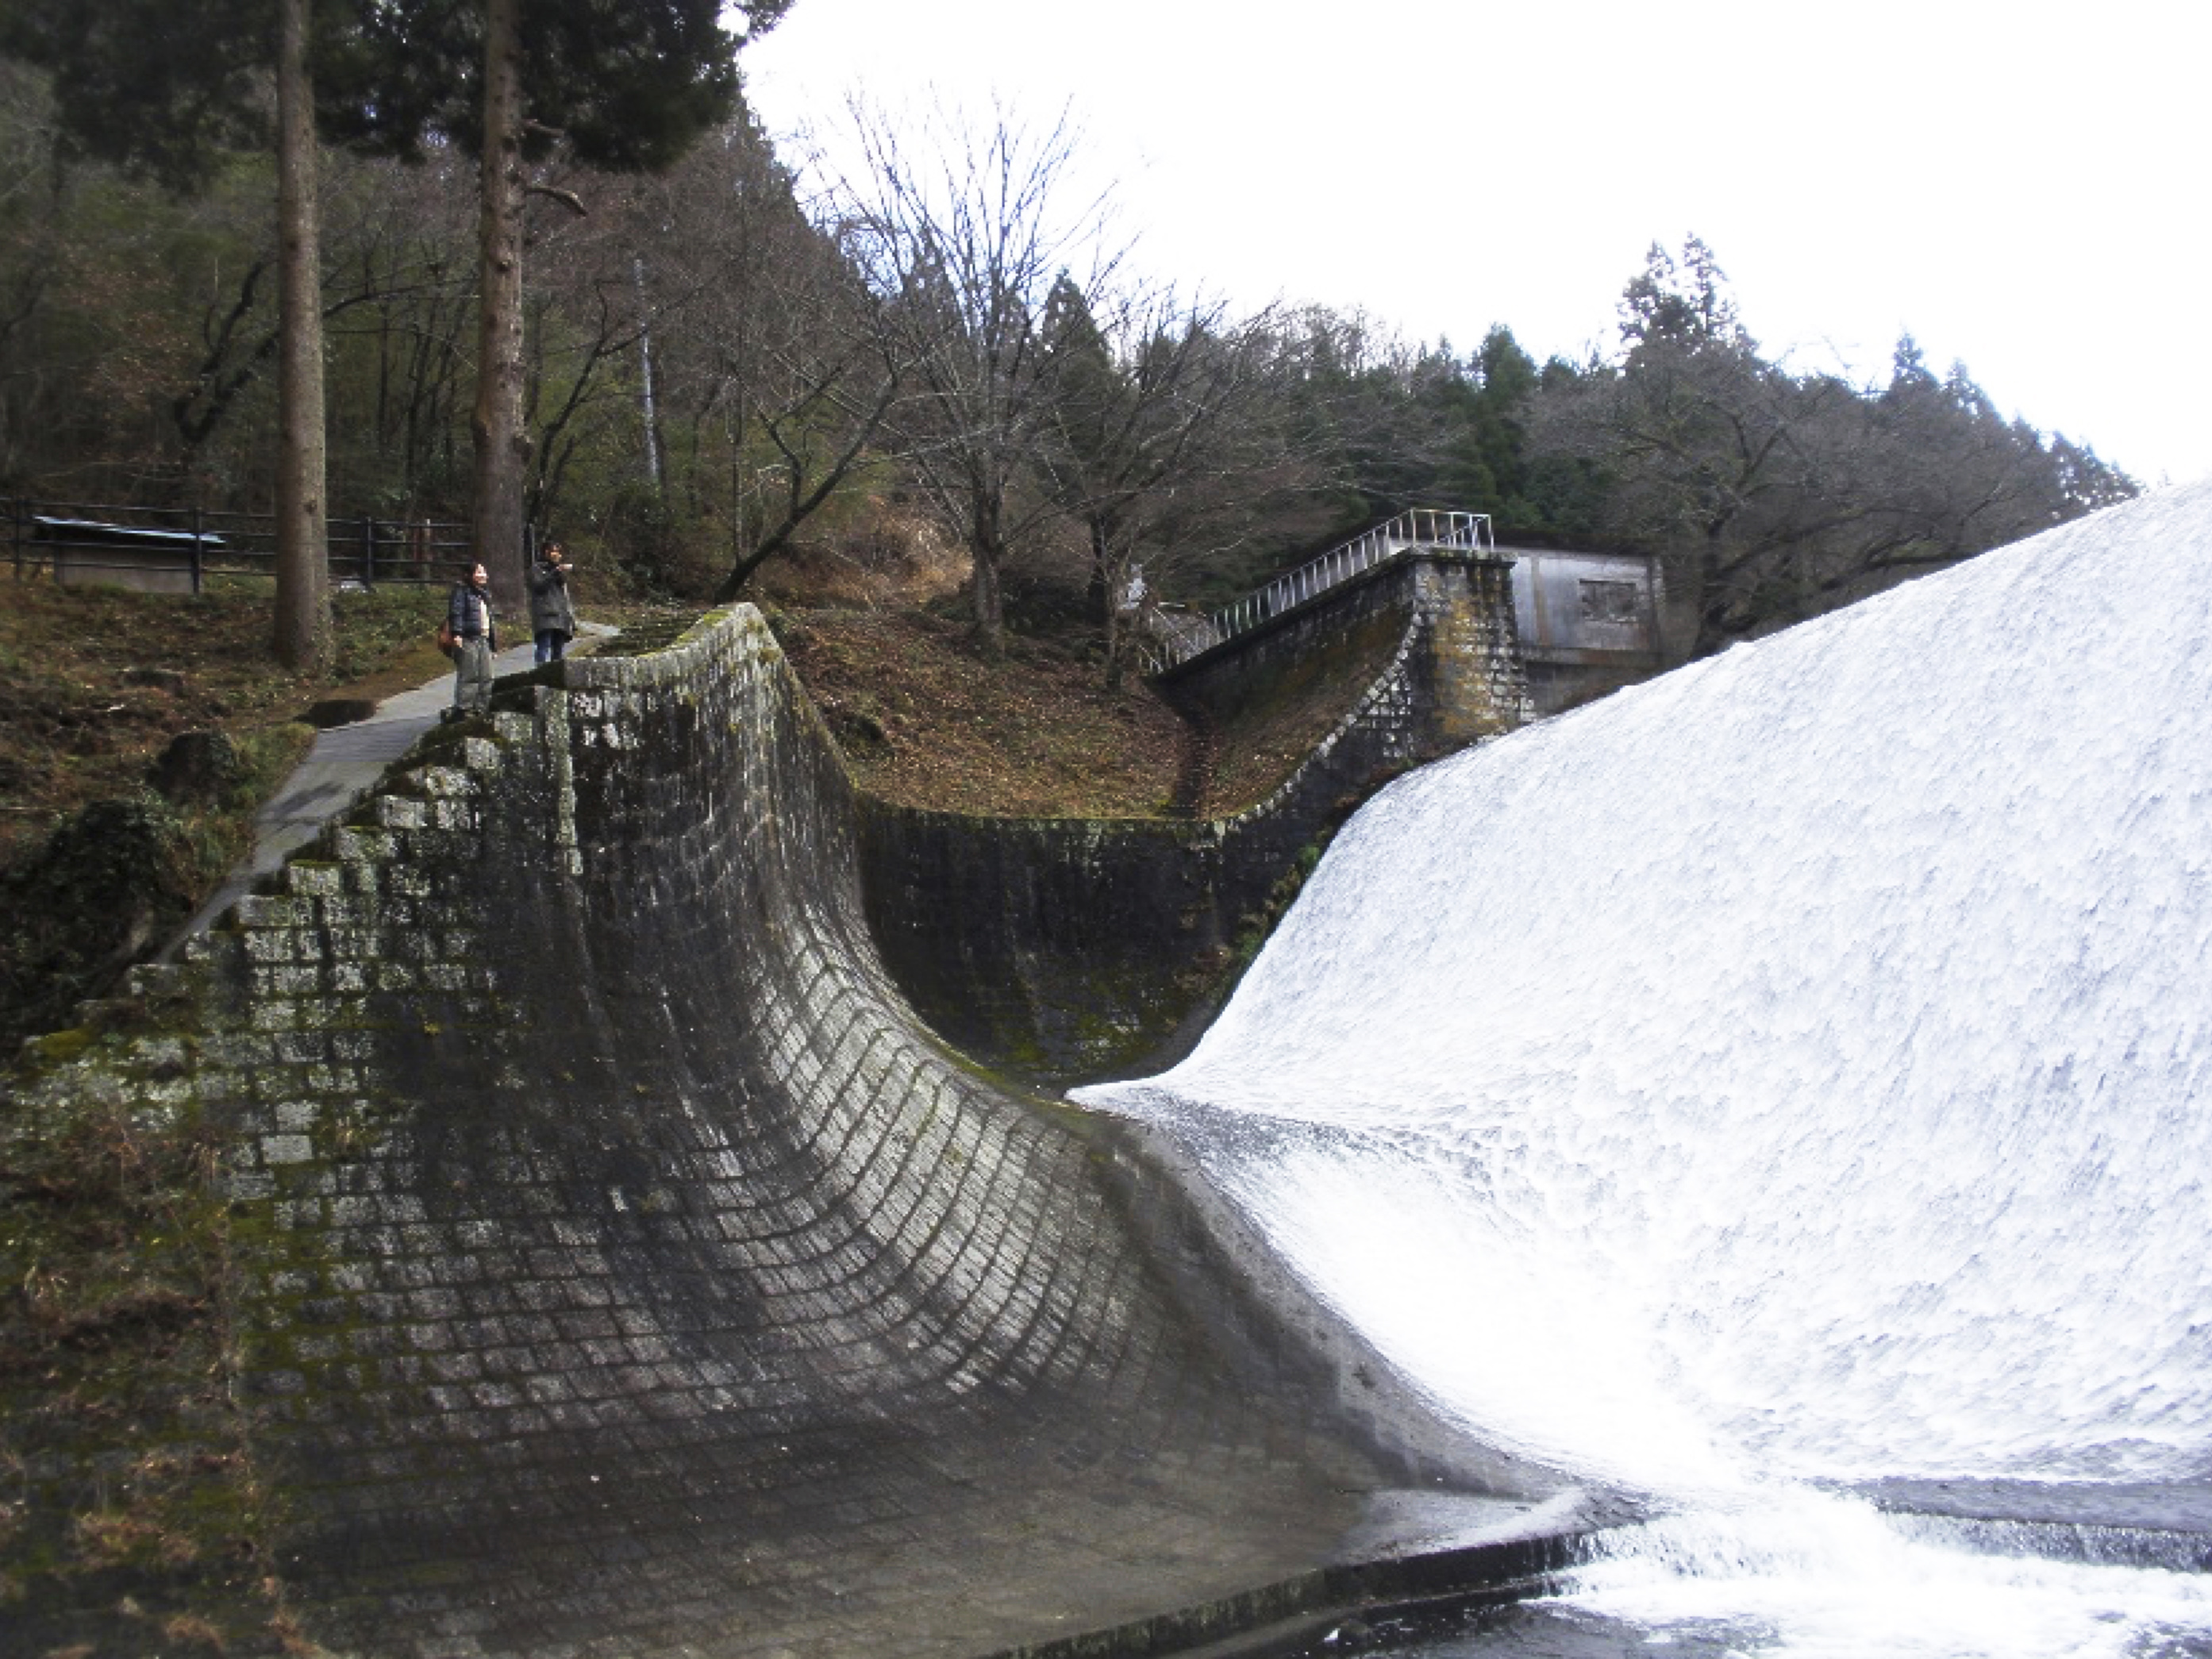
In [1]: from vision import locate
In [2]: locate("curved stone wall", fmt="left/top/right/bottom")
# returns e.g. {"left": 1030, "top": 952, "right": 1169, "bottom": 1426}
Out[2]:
{"left": 10, "top": 610, "right": 1574, "bottom": 1657}
{"left": 861, "top": 554, "right": 1532, "bottom": 1087}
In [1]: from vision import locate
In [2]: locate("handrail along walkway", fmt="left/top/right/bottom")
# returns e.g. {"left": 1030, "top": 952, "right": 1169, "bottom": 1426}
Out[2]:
{"left": 1142, "top": 508, "right": 1495, "bottom": 675}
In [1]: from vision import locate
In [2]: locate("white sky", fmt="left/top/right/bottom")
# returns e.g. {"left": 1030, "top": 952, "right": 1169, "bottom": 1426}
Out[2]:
{"left": 742, "top": 0, "right": 2207, "bottom": 488}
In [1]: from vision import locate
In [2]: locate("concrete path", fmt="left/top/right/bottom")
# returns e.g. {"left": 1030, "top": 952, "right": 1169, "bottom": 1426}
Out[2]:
{"left": 175, "top": 626, "right": 610, "bottom": 945}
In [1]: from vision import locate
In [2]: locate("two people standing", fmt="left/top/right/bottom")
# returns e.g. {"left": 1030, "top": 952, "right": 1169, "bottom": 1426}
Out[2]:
{"left": 444, "top": 561, "right": 498, "bottom": 722}
{"left": 444, "top": 541, "right": 579, "bottom": 722}
{"left": 528, "top": 541, "right": 576, "bottom": 664}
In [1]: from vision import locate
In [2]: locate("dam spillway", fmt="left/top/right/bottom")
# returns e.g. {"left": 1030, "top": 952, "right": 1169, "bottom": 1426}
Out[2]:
{"left": 14, "top": 477, "right": 2211, "bottom": 1657}
{"left": 1077, "top": 477, "right": 2212, "bottom": 1653}
{"left": 8, "top": 606, "right": 1572, "bottom": 1656}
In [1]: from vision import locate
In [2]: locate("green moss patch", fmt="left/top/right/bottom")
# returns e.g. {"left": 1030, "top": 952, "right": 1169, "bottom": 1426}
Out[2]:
{"left": 0, "top": 1049, "right": 295, "bottom": 1652}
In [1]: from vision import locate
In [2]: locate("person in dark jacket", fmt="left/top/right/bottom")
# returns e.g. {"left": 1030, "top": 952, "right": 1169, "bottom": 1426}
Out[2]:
{"left": 444, "top": 562, "right": 497, "bottom": 722}
{"left": 528, "top": 541, "right": 577, "bottom": 664}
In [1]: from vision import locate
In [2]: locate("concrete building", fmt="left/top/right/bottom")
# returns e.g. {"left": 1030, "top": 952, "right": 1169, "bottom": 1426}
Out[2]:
{"left": 1504, "top": 546, "right": 1668, "bottom": 716}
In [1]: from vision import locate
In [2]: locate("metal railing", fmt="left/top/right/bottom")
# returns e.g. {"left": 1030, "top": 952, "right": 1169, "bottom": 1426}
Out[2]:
{"left": 1137, "top": 508, "right": 1495, "bottom": 675}
{"left": 7, "top": 498, "right": 479, "bottom": 594}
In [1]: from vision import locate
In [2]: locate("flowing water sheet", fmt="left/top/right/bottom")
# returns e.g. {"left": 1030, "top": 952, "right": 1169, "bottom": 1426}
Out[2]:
{"left": 1076, "top": 479, "right": 2212, "bottom": 1654}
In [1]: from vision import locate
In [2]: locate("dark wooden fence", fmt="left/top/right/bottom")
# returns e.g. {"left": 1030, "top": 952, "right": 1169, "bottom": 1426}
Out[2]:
{"left": 6, "top": 498, "right": 491, "bottom": 595}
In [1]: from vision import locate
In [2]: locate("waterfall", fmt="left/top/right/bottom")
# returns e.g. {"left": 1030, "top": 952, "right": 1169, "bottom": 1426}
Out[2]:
{"left": 1075, "top": 479, "right": 2212, "bottom": 1653}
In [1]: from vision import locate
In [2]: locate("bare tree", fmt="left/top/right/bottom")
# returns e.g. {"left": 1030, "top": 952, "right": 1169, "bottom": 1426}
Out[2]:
{"left": 1037, "top": 279, "right": 1320, "bottom": 683}
{"left": 829, "top": 99, "right": 1120, "bottom": 653}
{"left": 321, "top": 149, "right": 477, "bottom": 513}
{"left": 474, "top": 116, "right": 904, "bottom": 597}
{"left": 624, "top": 119, "right": 905, "bottom": 601}
{"left": 704, "top": 198, "right": 907, "bottom": 599}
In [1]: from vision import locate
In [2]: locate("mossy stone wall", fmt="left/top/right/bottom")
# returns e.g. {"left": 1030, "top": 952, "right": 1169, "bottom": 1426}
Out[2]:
{"left": 860, "top": 553, "right": 1533, "bottom": 1087}
{"left": 3, "top": 607, "right": 1570, "bottom": 1658}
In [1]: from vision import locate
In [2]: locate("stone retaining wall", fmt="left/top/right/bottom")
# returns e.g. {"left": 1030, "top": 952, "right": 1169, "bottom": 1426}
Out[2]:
{"left": 1161, "top": 552, "right": 1530, "bottom": 751}
{"left": 8, "top": 609, "right": 1571, "bottom": 1658}
{"left": 861, "top": 553, "right": 1533, "bottom": 1087}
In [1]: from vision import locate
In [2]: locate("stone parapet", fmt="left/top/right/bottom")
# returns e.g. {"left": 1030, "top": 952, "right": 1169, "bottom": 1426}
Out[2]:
{"left": 861, "top": 553, "right": 1533, "bottom": 1087}
{"left": 1161, "top": 551, "right": 1532, "bottom": 744}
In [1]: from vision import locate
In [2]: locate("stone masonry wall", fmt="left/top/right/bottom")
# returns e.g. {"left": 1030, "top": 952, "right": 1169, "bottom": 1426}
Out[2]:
{"left": 1164, "top": 553, "right": 1530, "bottom": 750}
{"left": 6, "top": 609, "right": 1572, "bottom": 1659}
{"left": 860, "top": 553, "right": 1532, "bottom": 1087}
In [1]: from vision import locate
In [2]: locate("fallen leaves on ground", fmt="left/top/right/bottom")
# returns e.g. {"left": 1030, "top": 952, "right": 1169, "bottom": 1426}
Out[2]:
{"left": 772, "top": 606, "right": 1192, "bottom": 819}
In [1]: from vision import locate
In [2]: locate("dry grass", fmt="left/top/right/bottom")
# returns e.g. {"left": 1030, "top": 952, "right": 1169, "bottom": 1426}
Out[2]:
{"left": 771, "top": 606, "right": 1193, "bottom": 819}
{"left": 0, "top": 1082, "right": 283, "bottom": 1651}
{"left": 0, "top": 576, "right": 448, "bottom": 864}
{"left": 0, "top": 575, "right": 454, "bottom": 1053}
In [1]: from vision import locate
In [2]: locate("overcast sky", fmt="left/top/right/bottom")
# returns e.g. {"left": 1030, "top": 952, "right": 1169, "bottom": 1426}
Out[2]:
{"left": 744, "top": 0, "right": 2206, "bottom": 488}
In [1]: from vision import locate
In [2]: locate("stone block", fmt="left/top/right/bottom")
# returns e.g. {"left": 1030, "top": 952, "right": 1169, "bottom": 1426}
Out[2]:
{"left": 243, "top": 929, "right": 303, "bottom": 964}
{"left": 262, "top": 1134, "right": 315, "bottom": 1165}
{"left": 332, "top": 826, "right": 397, "bottom": 864}
{"left": 256, "top": 964, "right": 323, "bottom": 998}
{"left": 416, "top": 766, "right": 475, "bottom": 798}
{"left": 236, "top": 893, "right": 310, "bottom": 929}
{"left": 287, "top": 863, "right": 345, "bottom": 898}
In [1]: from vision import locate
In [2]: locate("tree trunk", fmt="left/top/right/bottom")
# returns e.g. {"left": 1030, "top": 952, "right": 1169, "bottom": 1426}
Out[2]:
{"left": 1102, "top": 600, "right": 1125, "bottom": 691}
{"left": 1085, "top": 514, "right": 1111, "bottom": 625}
{"left": 471, "top": 0, "right": 532, "bottom": 606}
{"left": 1690, "top": 529, "right": 1733, "bottom": 656}
{"left": 968, "top": 494, "right": 1005, "bottom": 655}
{"left": 271, "top": 0, "right": 329, "bottom": 672}
{"left": 634, "top": 255, "right": 665, "bottom": 489}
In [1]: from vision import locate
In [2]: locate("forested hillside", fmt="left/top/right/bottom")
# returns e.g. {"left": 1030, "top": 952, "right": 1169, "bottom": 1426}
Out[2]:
{"left": 0, "top": 37, "right": 2134, "bottom": 672}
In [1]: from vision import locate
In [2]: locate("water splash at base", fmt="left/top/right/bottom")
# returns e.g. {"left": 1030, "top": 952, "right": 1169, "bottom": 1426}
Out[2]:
{"left": 1078, "top": 481, "right": 2212, "bottom": 1650}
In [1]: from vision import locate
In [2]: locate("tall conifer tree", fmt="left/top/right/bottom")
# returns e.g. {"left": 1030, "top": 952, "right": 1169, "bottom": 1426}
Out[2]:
{"left": 317, "top": 0, "right": 791, "bottom": 600}
{"left": 2, "top": 0, "right": 335, "bottom": 671}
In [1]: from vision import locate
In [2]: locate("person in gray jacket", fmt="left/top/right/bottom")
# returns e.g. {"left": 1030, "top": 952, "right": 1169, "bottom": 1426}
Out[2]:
{"left": 444, "top": 562, "right": 497, "bottom": 722}
{"left": 528, "top": 541, "right": 577, "bottom": 664}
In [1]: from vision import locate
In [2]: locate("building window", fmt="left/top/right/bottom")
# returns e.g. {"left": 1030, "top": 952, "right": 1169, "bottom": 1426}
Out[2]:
{"left": 1579, "top": 579, "right": 1640, "bottom": 625}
